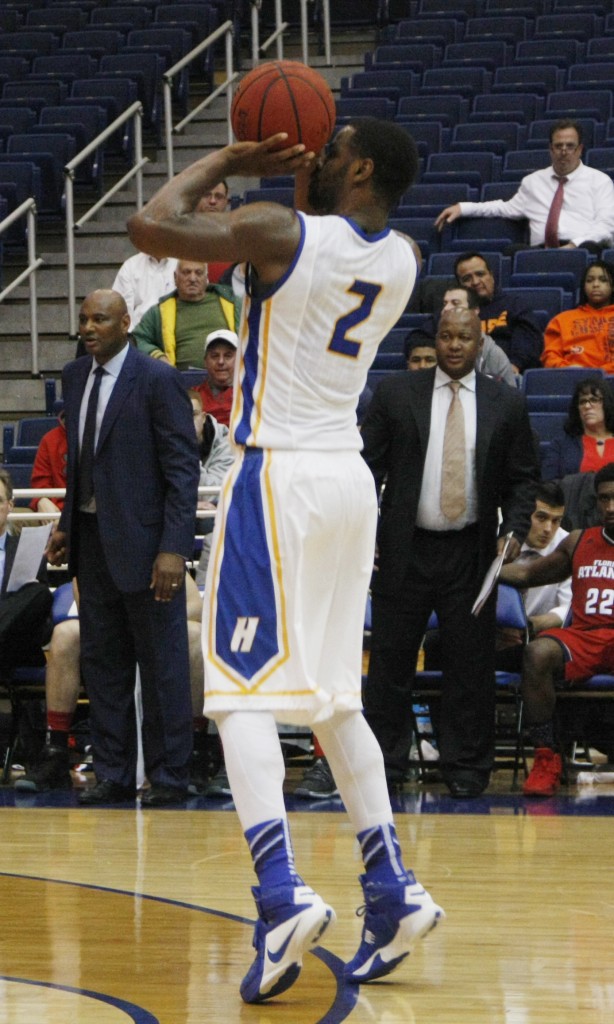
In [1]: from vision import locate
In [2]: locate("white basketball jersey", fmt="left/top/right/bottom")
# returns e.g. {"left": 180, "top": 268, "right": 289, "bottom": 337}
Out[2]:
{"left": 230, "top": 211, "right": 418, "bottom": 451}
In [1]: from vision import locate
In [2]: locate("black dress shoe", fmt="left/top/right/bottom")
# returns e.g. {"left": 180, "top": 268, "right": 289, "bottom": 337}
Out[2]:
{"left": 79, "top": 780, "right": 136, "bottom": 805}
{"left": 446, "top": 776, "right": 488, "bottom": 799}
{"left": 140, "top": 784, "right": 188, "bottom": 807}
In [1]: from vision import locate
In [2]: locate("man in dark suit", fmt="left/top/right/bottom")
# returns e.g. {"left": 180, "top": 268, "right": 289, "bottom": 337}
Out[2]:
{"left": 46, "top": 289, "right": 200, "bottom": 806}
{"left": 361, "top": 308, "right": 539, "bottom": 798}
{"left": 0, "top": 467, "right": 52, "bottom": 674}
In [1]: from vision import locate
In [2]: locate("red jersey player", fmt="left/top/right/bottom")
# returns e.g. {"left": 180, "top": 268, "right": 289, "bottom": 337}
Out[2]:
{"left": 501, "top": 461, "right": 614, "bottom": 796}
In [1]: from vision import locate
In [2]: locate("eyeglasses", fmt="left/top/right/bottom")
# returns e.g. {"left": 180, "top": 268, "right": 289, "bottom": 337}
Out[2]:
{"left": 551, "top": 143, "right": 579, "bottom": 152}
{"left": 578, "top": 396, "right": 603, "bottom": 407}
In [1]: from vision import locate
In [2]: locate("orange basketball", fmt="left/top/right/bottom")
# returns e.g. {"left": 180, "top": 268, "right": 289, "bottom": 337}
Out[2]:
{"left": 231, "top": 60, "right": 336, "bottom": 154}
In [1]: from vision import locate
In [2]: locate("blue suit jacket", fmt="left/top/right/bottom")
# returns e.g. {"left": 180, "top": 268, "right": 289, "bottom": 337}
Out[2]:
{"left": 59, "top": 345, "right": 200, "bottom": 592}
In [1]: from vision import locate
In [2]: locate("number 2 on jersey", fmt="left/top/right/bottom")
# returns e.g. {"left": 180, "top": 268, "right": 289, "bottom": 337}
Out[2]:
{"left": 328, "top": 279, "right": 382, "bottom": 359}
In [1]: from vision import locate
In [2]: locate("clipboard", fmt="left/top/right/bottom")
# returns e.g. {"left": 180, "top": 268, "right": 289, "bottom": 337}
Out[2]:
{"left": 471, "top": 532, "right": 514, "bottom": 617}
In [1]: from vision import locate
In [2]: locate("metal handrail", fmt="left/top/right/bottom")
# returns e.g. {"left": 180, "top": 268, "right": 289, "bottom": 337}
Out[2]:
{"left": 64, "top": 101, "right": 147, "bottom": 339}
{"left": 10, "top": 485, "right": 221, "bottom": 522}
{"left": 0, "top": 199, "right": 44, "bottom": 377}
{"left": 163, "top": 20, "right": 237, "bottom": 180}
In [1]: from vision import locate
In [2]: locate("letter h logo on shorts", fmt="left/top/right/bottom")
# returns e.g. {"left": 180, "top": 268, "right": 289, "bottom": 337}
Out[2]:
{"left": 230, "top": 617, "right": 260, "bottom": 653}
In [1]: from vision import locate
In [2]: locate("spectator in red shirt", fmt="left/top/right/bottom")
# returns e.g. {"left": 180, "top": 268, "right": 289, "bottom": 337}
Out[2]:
{"left": 30, "top": 406, "right": 67, "bottom": 520}
{"left": 193, "top": 328, "right": 237, "bottom": 426}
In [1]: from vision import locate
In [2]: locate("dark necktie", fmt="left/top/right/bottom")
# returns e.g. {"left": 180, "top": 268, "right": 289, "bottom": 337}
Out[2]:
{"left": 544, "top": 175, "right": 568, "bottom": 249}
{"left": 440, "top": 380, "right": 466, "bottom": 521}
{"left": 79, "top": 365, "right": 105, "bottom": 505}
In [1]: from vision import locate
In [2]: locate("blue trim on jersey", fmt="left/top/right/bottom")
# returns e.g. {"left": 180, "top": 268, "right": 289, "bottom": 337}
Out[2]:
{"left": 214, "top": 448, "right": 280, "bottom": 679}
{"left": 343, "top": 216, "right": 391, "bottom": 243}
{"left": 245, "top": 212, "right": 307, "bottom": 304}
{"left": 235, "top": 299, "right": 262, "bottom": 444}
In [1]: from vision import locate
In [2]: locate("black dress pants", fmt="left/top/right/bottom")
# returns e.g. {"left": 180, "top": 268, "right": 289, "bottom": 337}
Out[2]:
{"left": 364, "top": 525, "right": 497, "bottom": 781}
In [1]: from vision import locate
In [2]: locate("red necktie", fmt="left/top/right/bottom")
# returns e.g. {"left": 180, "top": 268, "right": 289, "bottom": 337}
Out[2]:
{"left": 544, "top": 175, "right": 568, "bottom": 249}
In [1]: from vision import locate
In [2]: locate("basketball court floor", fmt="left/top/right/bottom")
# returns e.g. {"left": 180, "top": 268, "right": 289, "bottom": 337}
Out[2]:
{"left": 1, "top": 767, "right": 613, "bottom": 1024}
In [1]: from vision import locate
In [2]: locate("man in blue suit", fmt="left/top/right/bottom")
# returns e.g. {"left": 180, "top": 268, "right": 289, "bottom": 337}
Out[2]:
{"left": 46, "top": 289, "right": 200, "bottom": 805}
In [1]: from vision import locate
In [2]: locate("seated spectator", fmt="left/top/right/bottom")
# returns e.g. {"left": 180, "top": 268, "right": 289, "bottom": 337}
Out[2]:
{"left": 29, "top": 404, "right": 67, "bottom": 522}
{"left": 454, "top": 251, "right": 543, "bottom": 373}
{"left": 133, "top": 260, "right": 240, "bottom": 370}
{"left": 404, "top": 286, "right": 517, "bottom": 386}
{"left": 435, "top": 119, "right": 614, "bottom": 255}
{"left": 542, "top": 377, "right": 614, "bottom": 481}
{"left": 189, "top": 389, "right": 234, "bottom": 584}
{"left": 0, "top": 469, "right": 53, "bottom": 675}
{"left": 15, "top": 575, "right": 211, "bottom": 792}
{"left": 541, "top": 260, "right": 614, "bottom": 372}
{"left": 112, "top": 252, "right": 177, "bottom": 331}
{"left": 192, "top": 328, "right": 238, "bottom": 426}
{"left": 500, "top": 462, "right": 614, "bottom": 796}
{"left": 196, "top": 180, "right": 233, "bottom": 284}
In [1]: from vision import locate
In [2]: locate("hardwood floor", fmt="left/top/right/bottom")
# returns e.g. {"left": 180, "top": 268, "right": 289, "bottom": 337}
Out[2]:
{"left": 1, "top": 781, "right": 614, "bottom": 1023}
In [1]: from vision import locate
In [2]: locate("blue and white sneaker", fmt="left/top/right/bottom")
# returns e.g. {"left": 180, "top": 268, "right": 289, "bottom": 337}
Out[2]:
{"left": 240, "top": 883, "right": 336, "bottom": 1004}
{"left": 345, "top": 874, "right": 445, "bottom": 984}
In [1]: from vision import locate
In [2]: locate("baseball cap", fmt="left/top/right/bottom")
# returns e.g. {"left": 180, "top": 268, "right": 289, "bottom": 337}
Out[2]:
{"left": 204, "top": 328, "right": 238, "bottom": 352}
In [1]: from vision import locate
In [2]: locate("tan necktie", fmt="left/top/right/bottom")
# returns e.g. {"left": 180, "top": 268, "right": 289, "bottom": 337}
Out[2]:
{"left": 440, "top": 380, "right": 466, "bottom": 521}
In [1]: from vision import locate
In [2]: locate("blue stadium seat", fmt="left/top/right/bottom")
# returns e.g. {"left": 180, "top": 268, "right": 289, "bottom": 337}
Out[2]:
{"left": 2, "top": 81, "right": 68, "bottom": 114}
{"left": 397, "top": 121, "right": 448, "bottom": 159}
{"left": 0, "top": 106, "right": 38, "bottom": 133}
{"left": 99, "top": 53, "right": 164, "bottom": 129}
{"left": 464, "top": 16, "right": 532, "bottom": 44}
{"left": 452, "top": 217, "right": 529, "bottom": 247}
{"left": 16, "top": 417, "right": 55, "bottom": 446}
{"left": 90, "top": 5, "right": 152, "bottom": 29}
{"left": 585, "top": 148, "right": 614, "bottom": 179}
{"left": 25, "top": 7, "right": 88, "bottom": 32}
{"left": 567, "top": 63, "right": 614, "bottom": 92}
{"left": 6, "top": 132, "right": 76, "bottom": 215}
{"left": 515, "top": 39, "right": 584, "bottom": 68}
{"left": 29, "top": 119, "right": 102, "bottom": 190}
{"left": 396, "top": 18, "right": 463, "bottom": 46}
{"left": 5, "top": 447, "right": 38, "bottom": 465}
{"left": 396, "top": 95, "right": 466, "bottom": 127}
{"left": 419, "top": 66, "right": 492, "bottom": 99}
{"left": 369, "top": 43, "right": 442, "bottom": 72}
{"left": 62, "top": 29, "right": 127, "bottom": 60}
{"left": 1, "top": 463, "right": 33, "bottom": 488}
{"left": 422, "top": 152, "right": 501, "bottom": 189}
{"left": 529, "top": 411, "right": 568, "bottom": 444}
{"left": 0, "top": 10, "right": 21, "bottom": 32}
{"left": 546, "top": 90, "right": 612, "bottom": 123}
{"left": 512, "top": 249, "right": 588, "bottom": 295}
{"left": 336, "top": 97, "right": 396, "bottom": 123}
{"left": 0, "top": 161, "right": 43, "bottom": 246}
{"left": 553, "top": 0, "right": 609, "bottom": 12}
{"left": 341, "top": 70, "right": 417, "bottom": 103}
{"left": 505, "top": 286, "right": 570, "bottom": 321}
{"left": 388, "top": 217, "right": 441, "bottom": 258}
{"left": 534, "top": 13, "right": 603, "bottom": 41}
{"left": 31, "top": 53, "right": 98, "bottom": 85}
{"left": 469, "top": 92, "right": 544, "bottom": 124}
{"left": 0, "top": 57, "right": 30, "bottom": 84}
{"left": 443, "top": 40, "right": 512, "bottom": 72}
{"left": 586, "top": 38, "right": 614, "bottom": 61}
{"left": 501, "top": 150, "right": 551, "bottom": 182}
{"left": 480, "top": 181, "right": 522, "bottom": 202}
{"left": 492, "top": 65, "right": 564, "bottom": 96}
{"left": 399, "top": 181, "right": 476, "bottom": 211}
{"left": 450, "top": 122, "right": 524, "bottom": 157}
{"left": 0, "top": 31, "right": 61, "bottom": 62}
{"left": 523, "top": 367, "right": 605, "bottom": 400}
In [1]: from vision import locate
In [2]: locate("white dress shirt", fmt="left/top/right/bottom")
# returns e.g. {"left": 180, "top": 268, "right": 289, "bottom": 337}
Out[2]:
{"left": 416, "top": 366, "right": 478, "bottom": 531}
{"left": 520, "top": 526, "right": 572, "bottom": 625}
{"left": 459, "top": 162, "right": 614, "bottom": 247}
{"left": 112, "top": 252, "right": 178, "bottom": 329}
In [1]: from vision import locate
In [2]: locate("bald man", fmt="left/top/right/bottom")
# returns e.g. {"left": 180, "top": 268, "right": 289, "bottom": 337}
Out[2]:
{"left": 46, "top": 289, "right": 200, "bottom": 805}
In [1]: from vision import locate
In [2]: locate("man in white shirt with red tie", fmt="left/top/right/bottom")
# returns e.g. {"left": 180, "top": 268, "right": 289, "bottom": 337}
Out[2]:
{"left": 435, "top": 119, "right": 614, "bottom": 255}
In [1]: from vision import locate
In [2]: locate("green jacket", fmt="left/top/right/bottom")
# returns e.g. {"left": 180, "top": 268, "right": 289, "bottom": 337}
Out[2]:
{"left": 133, "top": 285, "right": 241, "bottom": 366}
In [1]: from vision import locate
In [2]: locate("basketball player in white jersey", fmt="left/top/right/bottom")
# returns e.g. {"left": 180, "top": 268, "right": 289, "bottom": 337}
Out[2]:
{"left": 128, "top": 118, "right": 445, "bottom": 1004}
